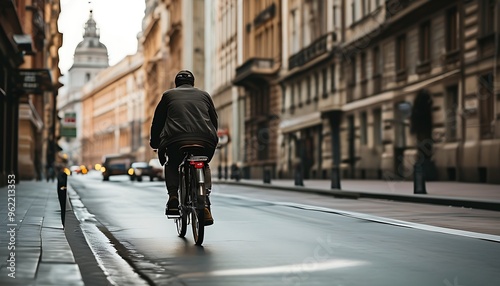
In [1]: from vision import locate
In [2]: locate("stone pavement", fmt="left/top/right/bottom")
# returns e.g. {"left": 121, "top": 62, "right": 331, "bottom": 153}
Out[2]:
{"left": 0, "top": 180, "right": 84, "bottom": 286}
{"left": 216, "top": 178, "right": 500, "bottom": 211}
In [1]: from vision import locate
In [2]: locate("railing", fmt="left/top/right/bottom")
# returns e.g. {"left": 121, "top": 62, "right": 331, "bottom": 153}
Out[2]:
{"left": 253, "top": 3, "right": 276, "bottom": 29}
{"left": 288, "top": 32, "right": 336, "bottom": 70}
{"left": 235, "top": 57, "right": 274, "bottom": 79}
{"left": 385, "top": 0, "right": 414, "bottom": 19}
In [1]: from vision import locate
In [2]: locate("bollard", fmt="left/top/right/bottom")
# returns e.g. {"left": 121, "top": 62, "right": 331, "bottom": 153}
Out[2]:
{"left": 57, "top": 171, "right": 68, "bottom": 226}
{"left": 413, "top": 163, "right": 427, "bottom": 194}
{"left": 263, "top": 169, "right": 271, "bottom": 184}
{"left": 330, "top": 167, "right": 341, "bottom": 189}
{"left": 218, "top": 165, "right": 223, "bottom": 180}
{"left": 294, "top": 167, "right": 304, "bottom": 186}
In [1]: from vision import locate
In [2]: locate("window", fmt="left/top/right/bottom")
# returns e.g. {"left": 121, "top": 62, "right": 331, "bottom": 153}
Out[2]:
{"left": 322, "top": 68, "right": 328, "bottom": 98}
{"left": 419, "top": 21, "right": 431, "bottom": 62}
{"left": 351, "top": 1, "right": 356, "bottom": 23}
{"left": 306, "top": 77, "right": 311, "bottom": 104}
{"left": 333, "top": 5, "right": 338, "bottom": 30}
{"left": 281, "top": 85, "right": 286, "bottom": 113}
{"left": 446, "top": 7, "right": 459, "bottom": 52}
{"left": 373, "top": 108, "right": 382, "bottom": 145}
{"left": 373, "top": 46, "right": 381, "bottom": 75}
{"left": 297, "top": 82, "right": 302, "bottom": 107}
{"left": 479, "top": 74, "right": 494, "bottom": 138}
{"left": 480, "top": 0, "right": 495, "bottom": 36}
{"left": 445, "top": 85, "right": 459, "bottom": 141}
{"left": 330, "top": 64, "right": 336, "bottom": 91}
{"left": 349, "top": 56, "right": 356, "bottom": 85}
{"left": 396, "top": 35, "right": 406, "bottom": 71}
{"left": 360, "top": 52, "right": 367, "bottom": 80}
{"left": 314, "top": 73, "right": 319, "bottom": 101}
{"left": 360, "top": 112, "right": 368, "bottom": 145}
{"left": 363, "top": 0, "right": 370, "bottom": 16}
{"left": 373, "top": 46, "right": 382, "bottom": 93}
{"left": 291, "top": 9, "right": 299, "bottom": 54}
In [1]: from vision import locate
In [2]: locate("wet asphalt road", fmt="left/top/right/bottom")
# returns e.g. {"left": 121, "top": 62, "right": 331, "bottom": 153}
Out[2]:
{"left": 68, "top": 172, "right": 500, "bottom": 286}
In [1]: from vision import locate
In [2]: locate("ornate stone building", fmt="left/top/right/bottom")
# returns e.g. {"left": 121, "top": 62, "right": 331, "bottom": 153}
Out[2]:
{"left": 278, "top": 0, "right": 342, "bottom": 180}
{"left": 233, "top": 0, "right": 283, "bottom": 178}
{"left": 0, "top": 0, "right": 62, "bottom": 182}
{"left": 140, "top": 0, "right": 206, "bottom": 163}
{"left": 80, "top": 53, "right": 144, "bottom": 167}
{"left": 334, "top": 0, "right": 499, "bottom": 184}
{"left": 205, "top": 0, "right": 242, "bottom": 179}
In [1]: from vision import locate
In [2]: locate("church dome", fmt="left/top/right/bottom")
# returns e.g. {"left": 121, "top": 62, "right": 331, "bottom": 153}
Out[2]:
{"left": 72, "top": 10, "right": 109, "bottom": 68}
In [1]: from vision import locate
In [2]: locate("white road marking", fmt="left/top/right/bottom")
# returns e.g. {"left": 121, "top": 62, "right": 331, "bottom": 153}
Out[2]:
{"left": 179, "top": 259, "right": 368, "bottom": 278}
{"left": 215, "top": 192, "right": 500, "bottom": 243}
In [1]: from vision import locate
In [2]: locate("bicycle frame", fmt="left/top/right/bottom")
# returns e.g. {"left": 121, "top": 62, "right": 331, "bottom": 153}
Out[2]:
{"left": 175, "top": 147, "right": 208, "bottom": 245}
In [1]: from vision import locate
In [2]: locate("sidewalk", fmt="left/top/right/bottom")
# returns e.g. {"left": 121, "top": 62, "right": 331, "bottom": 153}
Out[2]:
{"left": 215, "top": 178, "right": 500, "bottom": 211}
{"left": 0, "top": 180, "right": 84, "bottom": 286}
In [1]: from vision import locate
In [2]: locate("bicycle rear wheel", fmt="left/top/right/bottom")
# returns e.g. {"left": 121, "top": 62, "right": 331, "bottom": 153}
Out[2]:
{"left": 191, "top": 183, "right": 206, "bottom": 245}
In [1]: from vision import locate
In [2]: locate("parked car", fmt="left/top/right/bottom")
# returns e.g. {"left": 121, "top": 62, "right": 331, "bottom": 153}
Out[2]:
{"left": 70, "top": 165, "right": 81, "bottom": 175}
{"left": 128, "top": 161, "right": 152, "bottom": 182}
{"left": 148, "top": 158, "right": 164, "bottom": 181}
{"left": 101, "top": 154, "right": 134, "bottom": 181}
{"left": 70, "top": 165, "right": 88, "bottom": 175}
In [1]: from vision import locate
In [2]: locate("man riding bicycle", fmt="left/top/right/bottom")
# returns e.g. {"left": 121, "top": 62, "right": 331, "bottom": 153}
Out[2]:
{"left": 150, "top": 70, "right": 218, "bottom": 225}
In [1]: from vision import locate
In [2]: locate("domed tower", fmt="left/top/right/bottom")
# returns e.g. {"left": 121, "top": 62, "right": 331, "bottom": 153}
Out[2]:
{"left": 67, "top": 10, "right": 109, "bottom": 93}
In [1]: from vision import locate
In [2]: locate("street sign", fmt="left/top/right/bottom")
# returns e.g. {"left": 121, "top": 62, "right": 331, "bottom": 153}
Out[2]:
{"left": 60, "top": 112, "right": 77, "bottom": 138}
{"left": 217, "top": 128, "right": 230, "bottom": 148}
{"left": 16, "top": 69, "right": 52, "bottom": 95}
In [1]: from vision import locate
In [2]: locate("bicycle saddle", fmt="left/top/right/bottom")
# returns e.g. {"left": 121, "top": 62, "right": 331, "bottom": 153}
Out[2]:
{"left": 180, "top": 144, "right": 205, "bottom": 154}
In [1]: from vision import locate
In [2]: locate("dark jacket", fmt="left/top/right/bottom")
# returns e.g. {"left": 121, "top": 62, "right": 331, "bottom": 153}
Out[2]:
{"left": 150, "top": 84, "right": 218, "bottom": 152}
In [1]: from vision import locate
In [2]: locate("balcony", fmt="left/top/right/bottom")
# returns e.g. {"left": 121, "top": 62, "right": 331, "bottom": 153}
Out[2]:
{"left": 253, "top": 3, "right": 276, "bottom": 29}
{"left": 288, "top": 32, "right": 336, "bottom": 70}
{"left": 233, "top": 58, "right": 277, "bottom": 88}
{"left": 385, "top": 0, "right": 413, "bottom": 19}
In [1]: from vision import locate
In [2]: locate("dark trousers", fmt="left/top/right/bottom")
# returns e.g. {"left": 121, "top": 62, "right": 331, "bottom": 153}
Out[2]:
{"left": 164, "top": 141, "right": 216, "bottom": 196}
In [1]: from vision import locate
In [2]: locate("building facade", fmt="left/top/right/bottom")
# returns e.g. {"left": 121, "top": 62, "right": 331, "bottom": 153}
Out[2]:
{"left": 219, "top": 0, "right": 500, "bottom": 184}
{"left": 233, "top": 0, "right": 283, "bottom": 179}
{"left": 333, "top": 0, "right": 500, "bottom": 184}
{"left": 205, "top": 0, "right": 243, "bottom": 179}
{"left": 278, "top": 0, "right": 342, "bottom": 180}
{"left": 0, "top": 0, "right": 62, "bottom": 183}
{"left": 80, "top": 53, "right": 144, "bottom": 167}
{"left": 140, "top": 0, "right": 206, "bottom": 163}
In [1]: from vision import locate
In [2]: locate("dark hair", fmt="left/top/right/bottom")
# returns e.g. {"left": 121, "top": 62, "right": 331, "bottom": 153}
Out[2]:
{"left": 174, "top": 70, "right": 195, "bottom": 87}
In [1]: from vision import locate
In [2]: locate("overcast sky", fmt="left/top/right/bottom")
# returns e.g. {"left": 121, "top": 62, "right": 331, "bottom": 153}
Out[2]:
{"left": 58, "top": 0, "right": 145, "bottom": 76}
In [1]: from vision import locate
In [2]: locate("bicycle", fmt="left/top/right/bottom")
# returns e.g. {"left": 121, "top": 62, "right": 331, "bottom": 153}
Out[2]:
{"left": 165, "top": 144, "right": 209, "bottom": 245}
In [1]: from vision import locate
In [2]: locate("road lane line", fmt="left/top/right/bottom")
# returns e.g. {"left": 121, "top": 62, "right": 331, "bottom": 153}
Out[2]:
{"left": 214, "top": 192, "right": 500, "bottom": 243}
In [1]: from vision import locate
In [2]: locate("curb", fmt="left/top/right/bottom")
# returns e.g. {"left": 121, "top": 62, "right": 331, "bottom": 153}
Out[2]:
{"left": 215, "top": 181, "right": 500, "bottom": 212}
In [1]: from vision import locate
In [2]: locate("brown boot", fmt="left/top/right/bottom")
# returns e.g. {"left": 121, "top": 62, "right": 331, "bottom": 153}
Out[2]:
{"left": 204, "top": 207, "right": 214, "bottom": 226}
